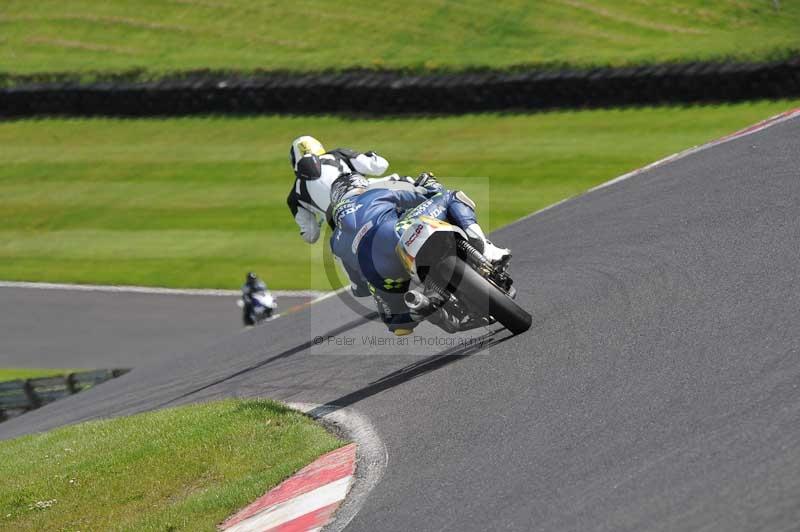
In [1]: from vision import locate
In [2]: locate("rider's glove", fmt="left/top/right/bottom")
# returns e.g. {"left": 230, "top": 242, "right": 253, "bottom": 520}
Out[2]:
{"left": 414, "top": 172, "right": 442, "bottom": 194}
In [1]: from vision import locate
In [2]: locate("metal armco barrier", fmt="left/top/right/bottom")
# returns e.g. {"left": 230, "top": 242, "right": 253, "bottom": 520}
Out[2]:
{"left": 1, "top": 59, "right": 799, "bottom": 118}
{"left": 0, "top": 369, "right": 129, "bottom": 422}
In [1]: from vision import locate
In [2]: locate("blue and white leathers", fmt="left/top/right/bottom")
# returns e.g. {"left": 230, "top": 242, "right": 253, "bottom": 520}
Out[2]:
{"left": 331, "top": 185, "right": 478, "bottom": 332}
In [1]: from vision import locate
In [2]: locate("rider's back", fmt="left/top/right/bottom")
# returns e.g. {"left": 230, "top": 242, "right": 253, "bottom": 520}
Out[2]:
{"left": 332, "top": 188, "right": 427, "bottom": 285}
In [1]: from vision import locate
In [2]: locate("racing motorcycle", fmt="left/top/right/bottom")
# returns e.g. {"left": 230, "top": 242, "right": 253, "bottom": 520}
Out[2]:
{"left": 238, "top": 290, "right": 277, "bottom": 326}
{"left": 397, "top": 215, "right": 532, "bottom": 335}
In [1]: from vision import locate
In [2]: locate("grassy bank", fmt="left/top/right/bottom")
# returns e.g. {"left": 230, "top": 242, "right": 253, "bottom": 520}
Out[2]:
{"left": 1, "top": 100, "right": 798, "bottom": 289}
{"left": 1, "top": 1, "right": 798, "bottom": 74}
{"left": 0, "top": 399, "right": 343, "bottom": 531}
{"left": 0, "top": 369, "right": 76, "bottom": 382}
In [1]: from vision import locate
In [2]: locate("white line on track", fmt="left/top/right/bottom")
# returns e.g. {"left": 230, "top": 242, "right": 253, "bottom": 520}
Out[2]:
{"left": 0, "top": 280, "right": 326, "bottom": 299}
{"left": 588, "top": 108, "right": 800, "bottom": 193}
{"left": 517, "top": 108, "right": 800, "bottom": 223}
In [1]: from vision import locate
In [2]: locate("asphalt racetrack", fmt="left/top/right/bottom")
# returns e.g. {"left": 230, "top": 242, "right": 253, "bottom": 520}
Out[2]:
{"left": 0, "top": 288, "right": 309, "bottom": 368}
{"left": 2, "top": 112, "right": 800, "bottom": 531}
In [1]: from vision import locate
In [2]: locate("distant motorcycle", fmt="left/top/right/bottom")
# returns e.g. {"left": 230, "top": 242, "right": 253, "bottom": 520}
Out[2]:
{"left": 397, "top": 215, "right": 532, "bottom": 335}
{"left": 238, "top": 290, "right": 277, "bottom": 326}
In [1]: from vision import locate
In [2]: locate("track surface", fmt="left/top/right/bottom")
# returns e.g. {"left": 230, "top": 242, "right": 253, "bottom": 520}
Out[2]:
{"left": 3, "top": 114, "right": 800, "bottom": 531}
{"left": 0, "top": 288, "right": 308, "bottom": 368}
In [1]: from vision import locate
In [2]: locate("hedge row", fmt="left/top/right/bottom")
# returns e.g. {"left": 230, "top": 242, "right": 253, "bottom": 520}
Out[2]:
{"left": 2, "top": 59, "right": 799, "bottom": 117}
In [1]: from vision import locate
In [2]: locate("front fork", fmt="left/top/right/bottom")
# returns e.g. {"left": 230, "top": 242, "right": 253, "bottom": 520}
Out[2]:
{"left": 455, "top": 239, "right": 515, "bottom": 296}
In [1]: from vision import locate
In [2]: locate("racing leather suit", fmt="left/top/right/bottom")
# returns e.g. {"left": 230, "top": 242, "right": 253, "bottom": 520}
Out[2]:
{"left": 331, "top": 183, "right": 478, "bottom": 333}
{"left": 287, "top": 148, "right": 389, "bottom": 244}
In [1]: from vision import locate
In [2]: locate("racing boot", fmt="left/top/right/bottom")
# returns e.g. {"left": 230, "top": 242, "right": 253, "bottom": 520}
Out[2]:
{"left": 465, "top": 223, "right": 511, "bottom": 269}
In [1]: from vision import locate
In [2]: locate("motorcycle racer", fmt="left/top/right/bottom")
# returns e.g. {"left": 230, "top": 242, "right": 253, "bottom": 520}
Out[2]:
{"left": 329, "top": 172, "right": 510, "bottom": 335}
{"left": 287, "top": 135, "right": 391, "bottom": 244}
{"left": 242, "top": 271, "right": 267, "bottom": 296}
{"left": 240, "top": 272, "right": 275, "bottom": 325}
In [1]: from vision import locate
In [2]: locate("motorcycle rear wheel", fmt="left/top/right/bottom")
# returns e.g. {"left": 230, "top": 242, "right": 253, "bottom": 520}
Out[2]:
{"left": 432, "top": 255, "right": 532, "bottom": 335}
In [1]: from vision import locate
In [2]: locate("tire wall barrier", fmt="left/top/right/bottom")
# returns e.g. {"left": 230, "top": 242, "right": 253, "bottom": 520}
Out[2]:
{"left": 1, "top": 59, "right": 800, "bottom": 118}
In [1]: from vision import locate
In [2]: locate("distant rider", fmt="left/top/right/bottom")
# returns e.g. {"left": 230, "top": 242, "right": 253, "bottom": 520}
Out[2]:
{"left": 287, "top": 135, "right": 390, "bottom": 245}
{"left": 241, "top": 272, "right": 267, "bottom": 297}
{"left": 329, "top": 172, "right": 510, "bottom": 336}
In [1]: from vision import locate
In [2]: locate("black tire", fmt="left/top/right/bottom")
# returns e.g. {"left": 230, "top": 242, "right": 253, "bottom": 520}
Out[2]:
{"left": 433, "top": 255, "right": 532, "bottom": 335}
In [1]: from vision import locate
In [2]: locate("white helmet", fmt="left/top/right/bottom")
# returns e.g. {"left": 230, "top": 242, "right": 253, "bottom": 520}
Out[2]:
{"left": 289, "top": 136, "right": 325, "bottom": 174}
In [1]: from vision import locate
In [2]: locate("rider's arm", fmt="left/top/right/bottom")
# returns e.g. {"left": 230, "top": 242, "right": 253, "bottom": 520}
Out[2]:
{"left": 350, "top": 151, "right": 389, "bottom": 176}
{"left": 330, "top": 147, "right": 389, "bottom": 177}
{"left": 386, "top": 173, "right": 444, "bottom": 207}
{"left": 287, "top": 189, "right": 322, "bottom": 244}
{"left": 295, "top": 207, "right": 322, "bottom": 244}
{"left": 389, "top": 188, "right": 439, "bottom": 211}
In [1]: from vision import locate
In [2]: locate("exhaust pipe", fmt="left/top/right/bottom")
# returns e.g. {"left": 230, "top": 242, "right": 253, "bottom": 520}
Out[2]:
{"left": 404, "top": 290, "right": 431, "bottom": 312}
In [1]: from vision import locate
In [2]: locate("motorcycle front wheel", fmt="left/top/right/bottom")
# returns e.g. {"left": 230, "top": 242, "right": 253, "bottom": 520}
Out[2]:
{"left": 432, "top": 255, "right": 532, "bottom": 335}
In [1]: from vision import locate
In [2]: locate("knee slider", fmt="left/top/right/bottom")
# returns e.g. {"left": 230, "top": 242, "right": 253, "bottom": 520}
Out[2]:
{"left": 454, "top": 190, "right": 476, "bottom": 209}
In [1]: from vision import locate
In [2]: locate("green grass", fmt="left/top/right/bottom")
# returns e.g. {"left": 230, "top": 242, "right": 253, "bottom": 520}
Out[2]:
{"left": 1, "top": 1, "right": 798, "bottom": 75}
{"left": 0, "top": 369, "right": 77, "bottom": 382}
{"left": 1, "top": 100, "right": 798, "bottom": 289}
{"left": 0, "top": 399, "right": 343, "bottom": 531}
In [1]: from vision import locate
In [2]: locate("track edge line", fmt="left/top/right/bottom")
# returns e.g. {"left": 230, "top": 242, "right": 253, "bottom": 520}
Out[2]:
{"left": 514, "top": 107, "right": 800, "bottom": 226}
{"left": 0, "top": 280, "right": 328, "bottom": 299}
